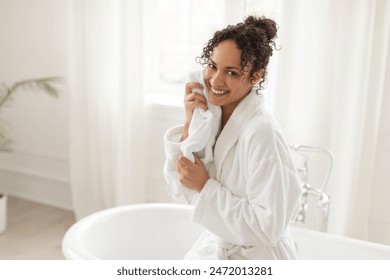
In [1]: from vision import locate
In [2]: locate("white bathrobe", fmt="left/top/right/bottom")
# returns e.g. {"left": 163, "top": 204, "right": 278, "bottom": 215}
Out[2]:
{"left": 163, "top": 87, "right": 302, "bottom": 260}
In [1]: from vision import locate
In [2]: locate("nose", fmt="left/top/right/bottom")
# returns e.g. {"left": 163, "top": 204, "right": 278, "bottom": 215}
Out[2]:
{"left": 210, "top": 70, "right": 225, "bottom": 87}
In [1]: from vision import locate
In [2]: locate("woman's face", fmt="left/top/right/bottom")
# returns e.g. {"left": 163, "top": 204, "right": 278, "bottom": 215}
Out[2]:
{"left": 204, "top": 40, "right": 261, "bottom": 111}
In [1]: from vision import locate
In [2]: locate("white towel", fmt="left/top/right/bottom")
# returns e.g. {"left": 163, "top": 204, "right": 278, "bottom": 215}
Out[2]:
{"left": 181, "top": 69, "right": 221, "bottom": 164}
{"left": 163, "top": 69, "right": 221, "bottom": 204}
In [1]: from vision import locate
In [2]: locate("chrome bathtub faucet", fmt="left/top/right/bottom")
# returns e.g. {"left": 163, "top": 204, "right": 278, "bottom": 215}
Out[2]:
{"left": 290, "top": 145, "right": 334, "bottom": 232}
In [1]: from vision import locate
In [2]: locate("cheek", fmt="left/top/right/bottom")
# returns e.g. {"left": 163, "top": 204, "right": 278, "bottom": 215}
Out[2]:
{"left": 230, "top": 81, "right": 253, "bottom": 98}
{"left": 204, "top": 70, "right": 212, "bottom": 87}
{"left": 204, "top": 69, "right": 211, "bottom": 80}
{"left": 238, "top": 77, "right": 253, "bottom": 90}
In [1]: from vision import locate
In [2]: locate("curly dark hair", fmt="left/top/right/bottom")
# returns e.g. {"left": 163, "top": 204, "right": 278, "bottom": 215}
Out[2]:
{"left": 197, "top": 15, "right": 278, "bottom": 89}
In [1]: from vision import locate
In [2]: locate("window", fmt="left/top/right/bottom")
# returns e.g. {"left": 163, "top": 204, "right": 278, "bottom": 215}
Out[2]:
{"left": 143, "top": 0, "right": 281, "bottom": 106}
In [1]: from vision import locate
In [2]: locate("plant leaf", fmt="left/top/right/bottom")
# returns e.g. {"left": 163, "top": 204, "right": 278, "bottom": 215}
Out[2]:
{"left": 10, "top": 77, "right": 61, "bottom": 97}
{"left": 0, "top": 121, "right": 10, "bottom": 145}
{"left": 0, "top": 77, "right": 61, "bottom": 109}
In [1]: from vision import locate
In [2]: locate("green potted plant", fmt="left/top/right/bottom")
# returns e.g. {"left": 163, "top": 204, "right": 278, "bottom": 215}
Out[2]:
{"left": 0, "top": 77, "right": 61, "bottom": 233}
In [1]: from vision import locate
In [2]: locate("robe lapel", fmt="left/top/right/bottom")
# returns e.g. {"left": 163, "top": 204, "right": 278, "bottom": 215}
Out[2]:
{"left": 213, "top": 89, "right": 265, "bottom": 179}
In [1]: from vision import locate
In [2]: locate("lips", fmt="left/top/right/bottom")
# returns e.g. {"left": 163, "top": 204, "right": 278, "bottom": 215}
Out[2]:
{"left": 211, "top": 88, "right": 229, "bottom": 95}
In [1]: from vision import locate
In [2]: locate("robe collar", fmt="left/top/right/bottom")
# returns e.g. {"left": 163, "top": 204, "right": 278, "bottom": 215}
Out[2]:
{"left": 213, "top": 88, "right": 265, "bottom": 178}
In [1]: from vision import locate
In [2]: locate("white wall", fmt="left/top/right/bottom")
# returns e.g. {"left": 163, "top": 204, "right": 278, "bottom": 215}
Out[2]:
{"left": 0, "top": 0, "right": 71, "bottom": 209}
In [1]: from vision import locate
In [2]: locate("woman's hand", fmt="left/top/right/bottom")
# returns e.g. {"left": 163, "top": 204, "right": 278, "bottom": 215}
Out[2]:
{"left": 181, "top": 82, "right": 207, "bottom": 141}
{"left": 176, "top": 154, "right": 209, "bottom": 193}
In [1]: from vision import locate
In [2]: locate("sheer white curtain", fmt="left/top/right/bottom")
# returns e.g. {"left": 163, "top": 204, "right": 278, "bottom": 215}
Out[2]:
{"left": 271, "top": 0, "right": 390, "bottom": 240}
{"left": 68, "top": 0, "right": 145, "bottom": 219}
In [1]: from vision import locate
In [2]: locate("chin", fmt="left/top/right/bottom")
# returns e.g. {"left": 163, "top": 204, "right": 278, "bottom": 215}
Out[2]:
{"left": 208, "top": 94, "right": 225, "bottom": 106}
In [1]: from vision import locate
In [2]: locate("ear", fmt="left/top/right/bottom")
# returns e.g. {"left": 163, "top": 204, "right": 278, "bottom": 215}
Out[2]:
{"left": 251, "top": 69, "right": 265, "bottom": 85}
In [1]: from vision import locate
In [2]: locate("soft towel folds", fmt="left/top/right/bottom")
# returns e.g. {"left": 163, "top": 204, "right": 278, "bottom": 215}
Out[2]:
{"left": 163, "top": 69, "right": 221, "bottom": 204}
{"left": 181, "top": 70, "right": 222, "bottom": 164}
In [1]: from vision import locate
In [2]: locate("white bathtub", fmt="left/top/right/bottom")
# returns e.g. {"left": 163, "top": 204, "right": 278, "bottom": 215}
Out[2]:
{"left": 62, "top": 203, "right": 390, "bottom": 260}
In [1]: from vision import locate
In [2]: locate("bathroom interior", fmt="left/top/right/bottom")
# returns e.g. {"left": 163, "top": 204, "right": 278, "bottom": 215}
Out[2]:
{"left": 0, "top": 0, "right": 390, "bottom": 260}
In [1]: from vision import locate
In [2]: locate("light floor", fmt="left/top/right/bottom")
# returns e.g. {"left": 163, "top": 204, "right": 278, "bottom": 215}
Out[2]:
{"left": 0, "top": 195, "right": 75, "bottom": 260}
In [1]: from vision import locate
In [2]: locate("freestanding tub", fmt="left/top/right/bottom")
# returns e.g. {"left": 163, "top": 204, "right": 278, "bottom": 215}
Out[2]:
{"left": 62, "top": 203, "right": 390, "bottom": 260}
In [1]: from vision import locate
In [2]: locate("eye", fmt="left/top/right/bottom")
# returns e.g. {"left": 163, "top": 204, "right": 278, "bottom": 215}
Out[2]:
{"left": 227, "top": 70, "right": 238, "bottom": 76}
{"left": 207, "top": 63, "right": 216, "bottom": 69}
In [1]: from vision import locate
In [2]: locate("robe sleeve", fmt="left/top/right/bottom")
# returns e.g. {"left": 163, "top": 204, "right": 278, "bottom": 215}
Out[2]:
{"left": 192, "top": 156, "right": 301, "bottom": 247}
{"left": 163, "top": 125, "right": 199, "bottom": 204}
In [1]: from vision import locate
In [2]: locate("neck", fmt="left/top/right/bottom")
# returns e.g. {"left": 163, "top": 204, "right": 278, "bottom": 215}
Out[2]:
{"left": 220, "top": 90, "right": 253, "bottom": 128}
{"left": 221, "top": 106, "right": 235, "bottom": 128}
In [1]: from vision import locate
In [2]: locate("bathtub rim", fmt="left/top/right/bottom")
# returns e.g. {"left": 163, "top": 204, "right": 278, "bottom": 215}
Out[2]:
{"left": 62, "top": 202, "right": 390, "bottom": 260}
{"left": 290, "top": 225, "right": 390, "bottom": 259}
{"left": 62, "top": 203, "right": 194, "bottom": 260}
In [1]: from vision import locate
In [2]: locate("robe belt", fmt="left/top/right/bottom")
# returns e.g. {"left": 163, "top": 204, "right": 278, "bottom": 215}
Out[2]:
{"left": 215, "top": 237, "right": 241, "bottom": 259}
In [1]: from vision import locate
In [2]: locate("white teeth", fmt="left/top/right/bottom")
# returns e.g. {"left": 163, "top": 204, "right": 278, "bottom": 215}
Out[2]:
{"left": 212, "top": 89, "right": 229, "bottom": 95}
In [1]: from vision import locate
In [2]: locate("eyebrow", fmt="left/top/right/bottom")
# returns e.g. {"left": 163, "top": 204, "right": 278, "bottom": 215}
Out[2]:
{"left": 209, "top": 58, "right": 240, "bottom": 70}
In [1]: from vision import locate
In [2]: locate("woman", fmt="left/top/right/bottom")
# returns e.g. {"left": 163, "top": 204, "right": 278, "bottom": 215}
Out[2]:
{"left": 164, "top": 15, "right": 301, "bottom": 259}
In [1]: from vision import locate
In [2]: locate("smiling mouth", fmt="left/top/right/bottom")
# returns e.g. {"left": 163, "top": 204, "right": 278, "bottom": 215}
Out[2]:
{"left": 212, "top": 88, "right": 229, "bottom": 95}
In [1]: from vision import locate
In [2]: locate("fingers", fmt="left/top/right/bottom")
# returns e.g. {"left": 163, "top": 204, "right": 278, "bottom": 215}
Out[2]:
{"left": 175, "top": 154, "right": 209, "bottom": 193}
{"left": 184, "top": 82, "right": 208, "bottom": 111}
{"left": 193, "top": 154, "right": 204, "bottom": 166}
{"left": 175, "top": 156, "right": 191, "bottom": 181}
{"left": 176, "top": 155, "right": 203, "bottom": 173}
{"left": 185, "top": 82, "right": 204, "bottom": 95}
{"left": 177, "top": 155, "right": 192, "bottom": 166}
{"left": 176, "top": 161, "right": 186, "bottom": 170}
{"left": 184, "top": 93, "right": 208, "bottom": 110}
{"left": 176, "top": 155, "right": 196, "bottom": 172}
